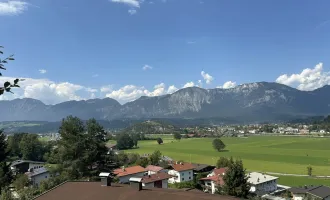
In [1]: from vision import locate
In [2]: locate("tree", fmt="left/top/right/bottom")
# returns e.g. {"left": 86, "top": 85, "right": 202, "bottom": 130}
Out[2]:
{"left": 6, "top": 133, "right": 27, "bottom": 158}
{"left": 173, "top": 132, "right": 182, "bottom": 141}
{"left": 222, "top": 158, "right": 250, "bottom": 198}
{"left": 149, "top": 150, "right": 162, "bottom": 165}
{"left": 0, "top": 130, "right": 13, "bottom": 195}
{"left": 212, "top": 139, "right": 226, "bottom": 152}
{"left": 136, "top": 157, "right": 149, "bottom": 168}
{"left": 307, "top": 166, "right": 312, "bottom": 176}
{"left": 13, "top": 174, "right": 30, "bottom": 191}
{"left": 116, "top": 133, "right": 134, "bottom": 150}
{"left": 0, "top": 46, "right": 21, "bottom": 96}
{"left": 19, "top": 134, "right": 43, "bottom": 161}
{"left": 216, "top": 157, "right": 231, "bottom": 168}
{"left": 0, "top": 188, "right": 13, "bottom": 200}
{"left": 156, "top": 137, "right": 163, "bottom": 145}
{"left": 58, "top": 116, "right": 86, "bottom": 179}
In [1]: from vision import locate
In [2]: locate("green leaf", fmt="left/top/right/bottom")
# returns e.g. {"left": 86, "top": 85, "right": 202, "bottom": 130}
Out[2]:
{"left": 0, "top": 46, "right": 3, "bottom": 48}
{"left": 0, "top": 66, "right": 5, "bottom": 70}
{"left": 2, "top": 60, "right": 7, "bottom": 63}
{"left": 0, "top": 89, "right": 4, "bottom": 95}
{"left": 0, "top": 51, "right": 3, "bottom": 54}
{"left": 4, "top": 82, "right": 10, "bottom": 88}
{"left": 14, "top": 78, "right": 19, "bottom": 85}
{"left": 8, "top": 57, "right": 15, "bottom": 60}
{"left": 0, "top": 72, "right": 2, "bottom": 76}
{"left": 5, "top": 88, "right": 13, "bottom": 93}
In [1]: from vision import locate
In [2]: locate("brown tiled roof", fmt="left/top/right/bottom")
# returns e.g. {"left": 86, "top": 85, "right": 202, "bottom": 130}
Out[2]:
{"left": 33, "top": 182, "right": 238, "bottom": 200}
{"left": 171, "top": 163, "right": 195, "bottom": 172}
{"left": 113, "top": 166, "right": 147, "bottom": 177}
{"left": 145, "top": 165, "right": 164, "bottom": 172}
{"left": 213, "top": 168, "right": 227, "bottom": 176}
{"left": 141, "top": 172, "right": 173, "bottom": 184}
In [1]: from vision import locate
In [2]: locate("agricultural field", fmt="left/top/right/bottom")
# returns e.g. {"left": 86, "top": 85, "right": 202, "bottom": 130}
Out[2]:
{"left": 125, "top": 136, "right": 330, "bottom": 177}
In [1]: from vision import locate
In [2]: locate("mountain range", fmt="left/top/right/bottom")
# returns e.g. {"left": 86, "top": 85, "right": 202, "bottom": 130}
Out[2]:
{"left": 1, "top": 82, "right": 330, "bottom": 123}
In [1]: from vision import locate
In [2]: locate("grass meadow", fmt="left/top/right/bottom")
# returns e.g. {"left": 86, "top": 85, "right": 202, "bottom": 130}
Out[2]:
{"left": 122, "top": 135, "right": 330, "bottom": 186}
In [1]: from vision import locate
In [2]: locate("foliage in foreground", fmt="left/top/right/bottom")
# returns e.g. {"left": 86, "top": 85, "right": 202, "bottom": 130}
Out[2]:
{"left": 0, "top": 46, "right": 20, "bottom": 96}
{"left": 0, "top": 130, "right": 13, "bottom": 195}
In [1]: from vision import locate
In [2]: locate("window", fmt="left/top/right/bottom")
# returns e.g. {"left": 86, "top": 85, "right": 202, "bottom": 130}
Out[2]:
{"left": 189, "top": 177, "right": 191, "bottom": 179}
{"left": 45, "top": 176, "right": 47, "bottom": 178}
{"left": 189, "top": 171, "right": 191, "bottom": 174}
{"left": 182, "top": 173, "right": 184, "bottom": 176}
{"left": 182, "top": 178, "right": 184, "bottom": 181}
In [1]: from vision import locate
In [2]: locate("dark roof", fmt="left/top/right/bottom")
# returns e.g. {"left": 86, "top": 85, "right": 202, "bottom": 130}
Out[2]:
{"left": 10, "top": 160, "right": 45, "bottom": 167}
{"left": 33, "top": 182, "right": 238, "bottom": 200}
{"left": 307, "top": 186, "right": 330, "bottom": 199}
{"left": 25, "top": 167, "right": 49, "bottom": 178}
{"left": 289, "top": 185, "right": 330, "bottom": 198}
{"left": 289, "top": 186, "right": 320, "bottom": 194}
{"left": 191, "top": 163, "right": 215, "bottom": 172}
{"left": 141, "top": 172, "right": 173, "bottom": 184}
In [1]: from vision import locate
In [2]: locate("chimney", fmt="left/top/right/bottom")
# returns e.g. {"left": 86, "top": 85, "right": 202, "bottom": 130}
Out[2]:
{"left": 129, "top": 177, "right": 143, "bottom": 191}
{"left": 99, "top": 172, "right": 112, "bottom": 186}
{"left": 122, "top": 166, "right": 126, "bottom": 172}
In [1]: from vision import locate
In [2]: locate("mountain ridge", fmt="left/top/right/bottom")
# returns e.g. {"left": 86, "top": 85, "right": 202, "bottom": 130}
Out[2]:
{"left": 1, "top": 82, "right": 329, "bottom": 123}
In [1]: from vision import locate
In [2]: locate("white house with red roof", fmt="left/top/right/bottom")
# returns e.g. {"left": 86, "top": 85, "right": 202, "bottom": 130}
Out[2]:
{"left": 168, "top": 162, "right": 195, "bottom": 183}
{"left": 113, "top": 166, "right": 147, "bottom": 183}
{"left": 145, "top": 165, "right": 167, "bottom": 175}
{"left": 200, "top": 168, "right": 227, "bottom": 194}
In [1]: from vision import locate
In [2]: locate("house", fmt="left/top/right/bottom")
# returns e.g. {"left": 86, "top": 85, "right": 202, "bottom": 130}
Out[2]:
{"left": 32, "top": 178, "right": 239, "bottom": 200}
{"left": 320, "top": 130, "right": 326, "bottom": 134}
{"left": 191, "top": 163, "right": 216, "bottom": 174}
{"left": 247, "top": 172, "right": 278, "bottom": 196}
{"left": 25, "top": 167, "right": 50, "bottom": 187}
{"left": 168, "top": 162, "right": 195, "bottom": 183}
{"left": 10, "top": 160, "right": 45, "bottom": 174}
{"left": 145, "top": 165, "right": 167, "bottom": 175}
{"left": 289, "top": 185, "right": 330, "bottom": 200}
{"left": 141, "top": 172, "right": 173, "bottom": 188}
{"left": 199, "top": 168, "right": 227, "bottom": 194}
{"left": 113, "top": 166, "right": 147, "bottom": 183}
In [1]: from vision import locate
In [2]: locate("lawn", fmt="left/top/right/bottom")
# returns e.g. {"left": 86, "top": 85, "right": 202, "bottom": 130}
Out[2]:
{"left": 276, "top": 175, "right": 330, "bottom": 187}
{"left": 125, "top": 136, "right": 330, "bottom": 177}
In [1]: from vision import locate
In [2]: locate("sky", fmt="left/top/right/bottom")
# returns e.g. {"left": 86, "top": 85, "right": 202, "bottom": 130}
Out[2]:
{"left": 0, "top": 0, "right": 330, "bottom": 104}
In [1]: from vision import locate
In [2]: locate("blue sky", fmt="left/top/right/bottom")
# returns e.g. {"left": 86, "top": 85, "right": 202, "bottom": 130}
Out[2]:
{"left": 0, "top": 0, "right": 330, "bottom": 104}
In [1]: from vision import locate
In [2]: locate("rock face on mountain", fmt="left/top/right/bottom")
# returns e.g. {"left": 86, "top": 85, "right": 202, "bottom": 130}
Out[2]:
{"left": 1, "top": 82, "right": 329, "bottom": 123}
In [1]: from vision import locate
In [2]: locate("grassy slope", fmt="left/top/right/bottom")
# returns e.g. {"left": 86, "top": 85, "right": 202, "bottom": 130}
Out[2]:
{"left": 125, "top": 136, "right": 330, "bottom": 176}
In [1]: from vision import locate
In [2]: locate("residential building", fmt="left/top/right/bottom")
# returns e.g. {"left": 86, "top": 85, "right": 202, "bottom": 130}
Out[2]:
{"left": 10, "top": 160, "right": 45, "bottom": 174}
{"left": 168, "top": 162, "right": 195, "bottom": 183}
{"left": 191, "top": 163, "right": 216, "bottom": 174}
{"left": 247, "top": 172, "right": 278, "bottom": 196}
{"left": 113, "top": 166, "right": 147, "bottom": 183}
{"left": 199, "top": 168, "right": 227, "bottom": 194}
{"left": 32, "top": 179, "right": 239, "bottom": 200}
{"left": 289, "top": 185, "right": 330, "bottom": 200}
{"left": 25, "top": 167, "right": 50, "bottom": 187}
{"left": 145, "top": 165, "right": 167, "bottom": 175}
{"left": 141, "top": 172, "right": 173, "bottom": 188}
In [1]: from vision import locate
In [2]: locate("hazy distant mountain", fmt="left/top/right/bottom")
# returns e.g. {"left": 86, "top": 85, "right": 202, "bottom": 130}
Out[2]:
{"left": 1, "top": 82, "right": 329, "bottom": 123}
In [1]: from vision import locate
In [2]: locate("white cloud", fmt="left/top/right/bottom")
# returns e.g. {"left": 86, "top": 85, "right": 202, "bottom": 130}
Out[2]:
{"left": 142, "top": 64, "right": 152, "bottom": 70}
{"left": 110, "top": 0, "right": 140, "bottom": 8}
{"left": 276, "top": 63, "right": 330, "bottom": 91}
{"left": 183, "top": 81, "right": 195, "bottom": 88}
{"left": 217, "top": 81, "right": 237, "bottom": 89}
{"left": 0, "top": 76, "right": 97, "bottom": 104}
{"left": 100, "top": 85, "right": 113, "bottom": 93}
{"left": 0, "top": 0, "right": 28, "bottom": 16}
{"left": 201, "top": 71, "right": 214, "bottom": 84}
{"left": 167, "top": 85, "right": 178, "bottom": 94}
{"left": 38, "top": 69, "right": 47, "bottom": 74}
{"left": 128, "top": 9, "right": 137, "bottom": 15}
{"left": 92, "top": 74, "right": 99, "bottom": 78}
{"left": 105, "top": 83, "right": 177, "bottom": 103}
